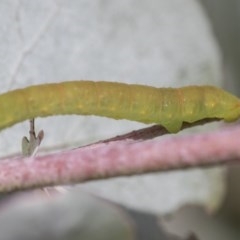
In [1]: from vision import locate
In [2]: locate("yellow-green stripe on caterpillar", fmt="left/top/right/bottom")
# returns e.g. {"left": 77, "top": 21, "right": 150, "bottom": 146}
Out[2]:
{"left": 0, "top": 81, "right": 240, "bottom": 133}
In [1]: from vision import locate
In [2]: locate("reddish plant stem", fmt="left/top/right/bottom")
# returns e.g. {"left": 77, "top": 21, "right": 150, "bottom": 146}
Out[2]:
{"left": 0, "top": 124, "right": 239, "bottom": 193}
{"left": 90, "top": 118, "right": 219, "bottom": 144}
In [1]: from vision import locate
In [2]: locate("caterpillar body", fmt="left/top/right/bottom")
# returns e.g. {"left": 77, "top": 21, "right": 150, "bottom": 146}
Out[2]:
{"left": 0, "top": 81, "right": 240, "bottom": 133}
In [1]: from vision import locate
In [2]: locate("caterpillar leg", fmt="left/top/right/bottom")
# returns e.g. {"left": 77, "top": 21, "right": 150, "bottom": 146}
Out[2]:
{"left": 22, "top": 119, "right": 44, "bottom": 157}
{"left": 163, "top": 121, "right": 182, "bottom": 133}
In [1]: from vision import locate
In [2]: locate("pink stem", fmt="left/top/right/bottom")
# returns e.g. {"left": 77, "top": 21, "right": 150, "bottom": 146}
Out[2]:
{"left": 0, "top": 124, "right": 239, "bottom": 193}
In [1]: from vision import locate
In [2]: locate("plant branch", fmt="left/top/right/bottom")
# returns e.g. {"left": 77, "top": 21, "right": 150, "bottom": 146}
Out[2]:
{"left": 89, "top": 118, "right": 219, "bottom": 144}
{"left": 0, "top": 122, "right": 239, "bottom": 193}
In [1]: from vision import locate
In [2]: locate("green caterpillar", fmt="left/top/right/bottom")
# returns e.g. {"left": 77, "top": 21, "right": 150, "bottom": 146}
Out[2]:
{"left": 0, "top": 81, "right": 239, "bottom": 133}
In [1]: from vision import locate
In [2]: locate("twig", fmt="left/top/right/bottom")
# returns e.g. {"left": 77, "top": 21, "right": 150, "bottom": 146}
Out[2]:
{"left": 87, "top": 118, "right": 219, "bottom": 145}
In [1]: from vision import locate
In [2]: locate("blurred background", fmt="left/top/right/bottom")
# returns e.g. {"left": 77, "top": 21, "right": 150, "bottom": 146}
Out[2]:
{"left": 0, "top": 0, "right": 240, "bottom": 239}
